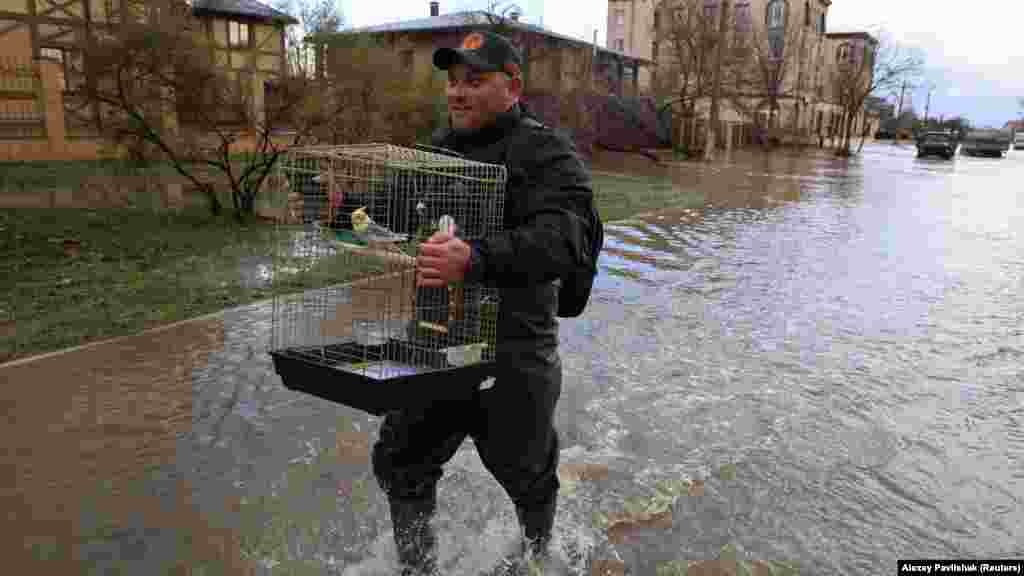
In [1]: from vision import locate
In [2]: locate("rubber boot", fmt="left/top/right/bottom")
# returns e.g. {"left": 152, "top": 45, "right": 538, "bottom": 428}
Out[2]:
{"left": 515, "top": 491, "right": 557, "bottom": 560}
{"left": 388, "top": 496, "right": 438, "bottom": 576}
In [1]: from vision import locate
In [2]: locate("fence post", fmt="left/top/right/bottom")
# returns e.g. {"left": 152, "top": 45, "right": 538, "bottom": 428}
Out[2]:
{"left": 37, "top": 60, "right": 67, "bottom": 157}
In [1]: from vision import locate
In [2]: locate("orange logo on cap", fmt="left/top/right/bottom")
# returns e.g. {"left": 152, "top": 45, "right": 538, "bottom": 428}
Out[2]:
{"left": 461, "top": 33, "right": 484, "bottom": 50}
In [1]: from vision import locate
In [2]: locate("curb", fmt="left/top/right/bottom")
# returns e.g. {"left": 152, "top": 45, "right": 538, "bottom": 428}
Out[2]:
{"left": 0, "top": 305, "right": 239, "bottom": 370}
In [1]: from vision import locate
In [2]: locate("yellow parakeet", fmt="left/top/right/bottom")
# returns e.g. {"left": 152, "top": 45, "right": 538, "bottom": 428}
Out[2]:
{"left": 350, "top": 207, "right": 408, "bottom": 243}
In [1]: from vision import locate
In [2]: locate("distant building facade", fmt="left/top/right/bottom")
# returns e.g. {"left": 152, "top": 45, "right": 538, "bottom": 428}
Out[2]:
{"left": 606, "top": 0, "right": 657, "bottom": 91}
{"left": 608, "top": 0, "right": 882, "bottom": 149}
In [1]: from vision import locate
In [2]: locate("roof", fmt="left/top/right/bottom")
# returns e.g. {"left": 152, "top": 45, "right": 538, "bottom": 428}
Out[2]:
{"left": 865, "top": 97, "right": 895, "bottom": 112}
{"left": 190, "top": 0, "right": 298, "bottom": 25}
{"left": 826, "top": 31, "right": 878, "bottom": 43}
{"left": 321, "top": 11, "right": 653, "bottom": 66}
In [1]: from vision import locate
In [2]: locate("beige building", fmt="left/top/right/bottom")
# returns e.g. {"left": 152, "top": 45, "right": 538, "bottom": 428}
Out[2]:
{"left": 825, "top": 31, "right": 881, "bottom": 138}
{"left": 606, "top": 0, "right": 657, "bottom": 91}
{"left": 609, "top": 0, "right": 879, "bottom": 148}
{"left": 0, "top": 0, "right": 294, "bottom": 161}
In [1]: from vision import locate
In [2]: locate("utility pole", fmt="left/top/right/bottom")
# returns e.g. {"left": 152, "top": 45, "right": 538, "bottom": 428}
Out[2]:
{"left": 896, "top": 79, "right": 906, "bottom": 117}
{"left": 924, "top": 83, "right": 934, "bottom": 126}
{"left": 704, "top": 0, "right": 729, "bottom": 161}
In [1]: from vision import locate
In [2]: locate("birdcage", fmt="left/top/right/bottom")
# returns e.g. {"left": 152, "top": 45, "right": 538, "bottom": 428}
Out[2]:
{"left": 266, "top": 143, "right": 506, "bottom": 415}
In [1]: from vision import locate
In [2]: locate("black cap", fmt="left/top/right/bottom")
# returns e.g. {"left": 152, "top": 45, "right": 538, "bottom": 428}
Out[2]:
{"left": 433, "top": 31, "right": 523, "bottom": 76}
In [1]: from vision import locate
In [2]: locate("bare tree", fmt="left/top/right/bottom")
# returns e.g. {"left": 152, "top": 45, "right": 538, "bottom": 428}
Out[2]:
{"left": 467, "top": 2, "right": 566, "bottom": 91}
{"left": 77, "top": 0, "right": 315, "bottom": 218}
{"left": 829, "top": 29, "right": 923, "bottom": 156}
{"left": 312, "top": 33, "right": 442, "bottom": 146}
{"left": 465, "top": 3, "right": 624, "bottom": 157}
{"left": 273, "top": 0, "right": 345, "bottom": 77}
{"left": 703, "top": 0, "right": 730, "bottom": 160}
{"left": 730, "top": 1, "right": 814, "bottom": 145}
{"left": 653, "top": 0, "right": 719, "bottom": 152}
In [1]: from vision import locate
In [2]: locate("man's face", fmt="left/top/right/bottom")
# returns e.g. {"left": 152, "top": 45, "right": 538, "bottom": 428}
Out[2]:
{"left": 446, "top": 63, "right": 521, "bottom": 132}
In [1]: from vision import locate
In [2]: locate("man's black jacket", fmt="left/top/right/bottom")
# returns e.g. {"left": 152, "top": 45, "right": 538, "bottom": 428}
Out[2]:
{"left": 430, "top": 104, "right": 595, "bottom": 352}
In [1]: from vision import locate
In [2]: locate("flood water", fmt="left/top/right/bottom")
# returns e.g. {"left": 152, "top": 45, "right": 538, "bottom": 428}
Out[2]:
{"left": 1, "top": 142, "right": 1022, "bottom": 575}
{"left": 567, "top": 144, "right": 1024, "bottom": 572}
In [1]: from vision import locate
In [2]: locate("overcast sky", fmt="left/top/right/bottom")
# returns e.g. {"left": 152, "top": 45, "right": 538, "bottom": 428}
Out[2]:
{"left": 339, "top": 0, "right": 1024, "bottom": 128}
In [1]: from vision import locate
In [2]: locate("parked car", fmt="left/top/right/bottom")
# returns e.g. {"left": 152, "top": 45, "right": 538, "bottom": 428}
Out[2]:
{"left": 1014, "top": 131, "right": 1024, "bottom": 150}
{"left": 916, "top": 131, "right": 956, "bottom": 159}
{"left": 961, "top": 129, "right": 1011, "bottom": 157}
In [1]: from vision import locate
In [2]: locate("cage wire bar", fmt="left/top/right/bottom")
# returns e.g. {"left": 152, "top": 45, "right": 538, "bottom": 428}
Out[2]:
{"left": 267, "top": 144, "right": 506, "bottom": 410}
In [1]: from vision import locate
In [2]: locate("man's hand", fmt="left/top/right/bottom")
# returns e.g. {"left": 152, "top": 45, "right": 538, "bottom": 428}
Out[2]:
{"left": 416, "top": 231, "right": 471, "bottom": 288}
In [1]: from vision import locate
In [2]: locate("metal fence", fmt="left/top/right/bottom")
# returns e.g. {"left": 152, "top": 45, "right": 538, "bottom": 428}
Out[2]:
{"left": 0, "top": 56, "right": 46, "bottom": 140}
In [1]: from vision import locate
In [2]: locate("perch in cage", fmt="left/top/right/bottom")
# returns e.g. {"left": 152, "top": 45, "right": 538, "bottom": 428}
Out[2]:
{"left": 267, "top": 143, "right": 507, "bottom": 415}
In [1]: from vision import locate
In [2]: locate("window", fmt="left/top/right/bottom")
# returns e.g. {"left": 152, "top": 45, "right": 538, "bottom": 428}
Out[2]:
{"left": 400, "top": 49, "right": 414, "bottom": 72}
{"left": 229, "top": 21, "right": 249, "bottom": 47}
{"left": 39, "top": 47, "right": 66, "bottom": 90}
{"left": 819, "top": 12, "right": 825, "bottom": 34}
{"left": 40, "top": 47, "right": 63, "bottom": 62}
{"left": 215, "top": 70, "right": 253, "bottom": 122}
{"left": 43, "top": 47, "right": 85, "bottom": 92}
{"left": 766, "top": 0, "right": 785, "bottom": 29}
{"left": 734, "top": 1, "right": 752, "bottom": 32}
{"left": 652, "top": 40, "right": 658, "bottom": 60}
{"left": 769, "top": 35, "right": 784, "bottom": 60}
{"left": 615, "top": 38, "right": 624, "bottom": 51}
{"left": 653, "top": 10, "right": 660, "bottom": 32}
{"left": 805, "top": 2, "right": 810, "bottom": 27}
{"left": 104, "top": 0, "right": 119, "bottom": 23}
{"left": 837, "top": 42, "right": 852, "bottom": 63}
{"left": 614, "top": 9, "right": 625, "bottom": 26}
{"left": 147, "top": 3, "right": 162, "bottom": 23}
{"left": 703, "top": 0, "right": 718, "bottom": 22}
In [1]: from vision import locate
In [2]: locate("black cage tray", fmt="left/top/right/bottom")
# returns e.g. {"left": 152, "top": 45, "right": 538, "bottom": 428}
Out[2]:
{"left": 269, "top": 340, "right": 495, "bottom": 416}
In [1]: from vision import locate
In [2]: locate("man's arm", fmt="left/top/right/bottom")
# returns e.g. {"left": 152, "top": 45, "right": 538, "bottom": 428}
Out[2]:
{"left": 466, "top": 130, "right": 594, "bottom": 288}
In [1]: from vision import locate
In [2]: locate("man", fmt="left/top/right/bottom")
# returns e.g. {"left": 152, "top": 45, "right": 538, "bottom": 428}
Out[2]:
{"left": 370, "top": 31, "right": 597, "bottom": 574}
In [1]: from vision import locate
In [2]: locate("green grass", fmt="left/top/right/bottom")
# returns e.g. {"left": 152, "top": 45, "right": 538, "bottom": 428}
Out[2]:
{"left": 0, "top": 158, "right": 180, "bottom": 194}
{"left": 590, "top": 171, "right": 704, "bottom": 222}
{"left": 0, "top": 159, "right": 703, "bottom": 220}
{"left": 0, "top": 207, "right": 366, "bottom": 363}
{"left": 0, "top": 166, "right": 703, "bottom": 363}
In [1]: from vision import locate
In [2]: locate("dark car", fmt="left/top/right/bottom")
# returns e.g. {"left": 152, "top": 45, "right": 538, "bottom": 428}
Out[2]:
{"left": 916, "top": 132, "right": 956, "bottom": 159}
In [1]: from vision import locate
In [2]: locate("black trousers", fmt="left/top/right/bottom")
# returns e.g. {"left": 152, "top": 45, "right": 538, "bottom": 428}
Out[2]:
{"left": 372, "top": 349, "right": 562, "bottom": 510}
